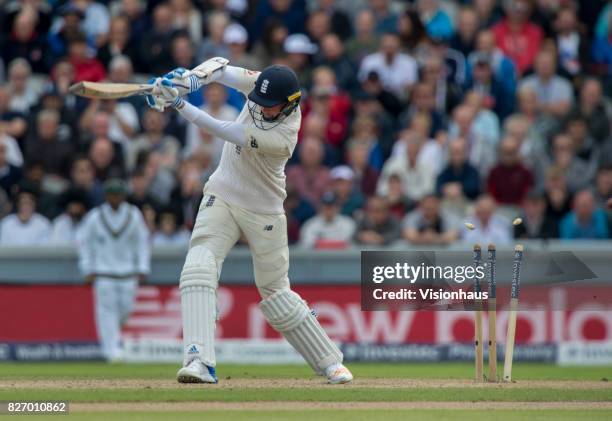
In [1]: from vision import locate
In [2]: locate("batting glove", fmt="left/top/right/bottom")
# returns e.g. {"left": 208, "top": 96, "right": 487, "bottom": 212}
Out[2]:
{"left": 163, "top": 67, "right": 202, "bottom": 96}
{"left": 145, "top": 78, "right": 184, "bottom": 111}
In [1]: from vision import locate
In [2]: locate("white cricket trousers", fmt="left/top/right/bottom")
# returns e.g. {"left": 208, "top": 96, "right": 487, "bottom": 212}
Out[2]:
{"left": 93, "top": 277, "right": 138, "bottom": 361}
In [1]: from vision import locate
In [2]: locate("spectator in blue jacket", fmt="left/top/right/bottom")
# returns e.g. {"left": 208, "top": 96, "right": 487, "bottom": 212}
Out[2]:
{"left": 560, "top": 190, "right": 610, "bottom": 239}
{"left": 436, "top": 137, "right": 481, "bottom": 200}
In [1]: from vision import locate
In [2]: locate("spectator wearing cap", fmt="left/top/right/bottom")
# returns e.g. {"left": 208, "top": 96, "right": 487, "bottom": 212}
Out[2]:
{"left": 436, "top": 137, "right": 480, "bottom": 201}
{"left": 492, "top": 0, "right": 543, "bottom": 75}
{"left": 417, "top": 0, "right": 454, "bottom": 41}
{"left": 487, "top": 136, "right": 534, "bottom": 206}
{"left": 353, "top": 195, "right": 402, "bottom": 246}
{"left": 316, "top": 33, "right": 358, "bottom": 92}
{"left": 329, "top": 166, "right": 364, "bottom": 217}
{"left": 358, "top": 33, "right": 418, "bottom": 100}
{"left": 346, "top": 10, "right": 379, "bottom": 64}
{"left": 284, "top": 33, "right": 318, "bottom": 88}
{"left": 0, "top": 190, "right": 51, "bottom": 245}
{"left": 518, "top": 50, "right": 573, "bottom": 118}
{"left": 6, "top": 58, "right": 40, "bottom": 114}
{"left": 286, "top": 137, "right": 330, "bottom": 206}
{"left": 463, "top": 194, "right": 512, "bottom": 245}
{"left": 465, "top": 52, "right": 514, "bottom": 120}
{"left": 152, "top": 207, "right": 190, "bottom": 246}
{"left": 224, "top": 23, "right": 261, "bottom": 71}
{"left": 67, "top": 33, "right": 106, "bottom": 83}
{"left": 346, "top": 139, "right": 379, "bottom": 196}
{"left": 403, "top": 194, "right": 459, "bottom": 245}
{"left": 47, "top": 4, "right": 92, "bottom": 61}
{"left": 141, "top": 4, "right": 178, "bottom": 75}
{"left": 377, "top": 132, "right": 435, "bottom": 203}
{"left": 316, "top": 0, "right": 353, "bottom": 41}
{"left": 369, "top": 0, "right": 399, "bottom": 35}
{"left": 49, "top": 188, "right": 90, "bottom": 244}
{"left": 560, "top": 190, "right": 610, "bottom": 240}
{"left": 467, "top": 30, "right": 517, "bottom": 96}
{"left": 514, "top": 191, "right": 558, "bottom": 239}
{"left": 299, "top": 191, "right": 356, "bottom": 249}
{"left": 0, "top": 139, "right": 21, "bottom": 199}
{"left": 1, "top": 10, "right": 47, "bottom": 73}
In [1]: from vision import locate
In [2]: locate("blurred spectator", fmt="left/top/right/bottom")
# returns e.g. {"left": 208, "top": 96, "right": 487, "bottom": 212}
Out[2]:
{"left": 359, "top": 33, "right": 418, "bottom": 100}
{"left": 316, "top": 33, "right": 358, "bottom": 92}
{"left": 128, "top": 169, "right": 160, "bottom": 211}
{"left": 0, "top": 127, "right": 23, "bottom": 168}
{"left": 97, "top": 16, "right": 140, "bottom": 69}
{"left": 518, "top": 50, "right": 573, "bottom": 118}
{"left": 560, "top": 190, "right": 610, "bottom": 239}
{"left": 486, "top": 136, "right": 534, "bottom": 206}
{"left": 419, "top": 54, "right": 463, "bottom": 113}
{"left": 492, "top": 0, "right": 543, "bottom": 75}
{"left": 464, "top": 90, "right": 501, "bottom": 146}
{"left": 329, "top": 165, "right": 364, "bottom": 217}
{"left": 141, "top": 152, "right": 175, "bottom": 206}
{"left": 49, "top": 188, "right": 90, "bottom": 244}
{"left": 169, "top": 158, "right": 203, "bottom": 230}
{"left": 359, "top": 67, "right": 403, "bottom": 121}
{"left": 353, "top": 195, "right": 401, "bottom": 245}
{"left": 468, "top": 29, "right": 517, "bottom": 95}
{"left": 80, "top": 101, "right": 139, "bottom": 147}
{"left": 47, "top": 5, "right": 91, "bottom": 61}
{"left": 0, "top": 139, "right": 21, "bottom": 198}
{"left": 70, "top": 156, "right": 104, "bottom": 206}
{"left": 74, "top": 0, "right": 111, "bottom": 47}
{"left": 397, "top": 9, "right": 428, "bottom": 53}
{"left": 593, "top": 165, "right": 612, "bottom": 209}
{"left": 514, "top": 191, "right": 558, "bottom": 239}
{"left": 250, "top": 0, "right": 307, "bottom": 42}
{"left": 307, "top": 9, "right": 332, "bottom": 46}
{"left": 436, "top": 137, "right": 480, "bottom": 200}
{"left": 0, "top": 85, "right": 27, "bottom": 141}
{"left": 0, "top": 190, "right": 51, "bottom": 245}
{"left": 346, "top": 139, "right": 379, "bottom": 196}
{"left": 572, "top": 78, "right": 612, "bottom": 144}
{"left": 377, "top": 132, "right": 435, "bottom": 202}
{"left": 113, "top": 0, "right": 148, "bottom": 51}
{"left": 7, "top": 58, "right": 40, "bottom": 113}
{"left": 25, "top": 109, "right": 74, "bottom": 183}
{"left": 417, "top": 0, "right": 454, "bottom": 41}
{"left": 198, "top": 11, "right": 230, "bottom": 61}
{"left": 152, "top": 208, "right": 190, "bottom": 246}
{"left": 543, "top": 165, "right": 572, "bottom": 229}
{"left": 345, "top": 116, "right": 381, "bottom": 168}
{"left": 284, "top": 186, "right": 316, "bottom": 244}
{"left": 286, "top": 137, "right": 330, "bottom": 206}
{"left": 251, "top": 20, "right": 288, "bottom": 65}
{"left": 450, "top": 6, "right": 479, "bottom": 58}
{"left": 283, "top": 33, "right": 318, "bottom": 88}
{"left": 592, "top": 12, "right": 612, "bottom": 76}
{"left": 548, "top": 133, "right": 592, "bottom": 193}
{"left": 564, "top": 113, "right": 600, "bottom": 174}
{"left": 316, "top": 0, "right": 352, "bottom": 40}
{"left": 67, "top": 33, "right": 106, "bottom": 83}
{"left": 89, "top": 137, "right": 125, "bottom": 181}
{"left": 299, "top": 191, "right": 355, "bottom": 249}
{"left": 140, "top": 4, "right": 176, "bottom": 74}
{"left": 129, "top": 110, "right": 180, "bottom": 173}
{"left": 369, "top": 0, "right": 399, "bottom": 34}
{"left": 403, "top": 194, "right": 459, "bottom": 245}
{"left": 1, "top": 10, "right": 47, "bottom": 73}
{"left": 169, "top": 0, "right": 203, "bottom": 44}
{"left": 185, "top": 83, "right": 239, "bottom": 165}
{"left": 391, "top": 124, "right": 445, "bottom": 175}
{"left": 466, "top": 52, "right": 514, "bottom": 120}
{"left": 223, "top": 23, "right": 261, "bottom": 70}
{"left": 385, "top": 173, "right": 414, "bottom": 220}
{"left": 400, "top": 82, "right": 445, "bottom": 137}
{"left": 553, "top": 7, "right": 588, "bottom": 79}
{"left": 346, "top": 10, "right": 379, "bottom": 62}
{"left": 463, "top": 194, "right": 512, "bottom": 245}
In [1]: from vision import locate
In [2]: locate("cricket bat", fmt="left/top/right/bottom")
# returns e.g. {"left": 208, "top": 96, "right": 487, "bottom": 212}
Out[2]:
{"left": 487, "top": 244, "right": 497, "bottom": 382}
{"left": 473, "top": 244, "right": 484, "bottom": 382}
{"left": 69, "top": 57, "right": 229, "bottom": 100}
{"left": 503, "top": 244, "right": 523, "bottom": 382}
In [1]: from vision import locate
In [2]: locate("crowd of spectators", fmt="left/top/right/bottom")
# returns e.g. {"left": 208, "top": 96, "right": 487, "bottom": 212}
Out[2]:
{"left": 0, "top": 0, "right": 611, "bottom": 249}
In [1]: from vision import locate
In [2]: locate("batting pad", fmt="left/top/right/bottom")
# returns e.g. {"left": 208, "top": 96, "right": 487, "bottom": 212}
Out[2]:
{"left": 260, "top": 289, "right": 343, "bottom": 374}
{"left": 180, "top": 245, "right": 218, "bottom": 367}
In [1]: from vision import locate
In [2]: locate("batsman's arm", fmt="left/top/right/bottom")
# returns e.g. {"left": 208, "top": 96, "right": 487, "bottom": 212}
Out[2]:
{"left": 177, "top": 101, "right": 247, "bottom": 147}
{"left": 214, "top": 65, "right": 259, "bottom": 95}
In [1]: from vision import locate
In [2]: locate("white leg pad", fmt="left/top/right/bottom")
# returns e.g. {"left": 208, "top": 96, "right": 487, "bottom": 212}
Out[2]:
{"left": 180, "top": 245, "right": 218, "bottom": 367}
{"left": 259, "top": 289, "right": 343, "bottom": 374}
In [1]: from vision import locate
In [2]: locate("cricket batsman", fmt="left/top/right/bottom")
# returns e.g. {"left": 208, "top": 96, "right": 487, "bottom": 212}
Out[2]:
{"left": 145, "top": 58, "right": 353, "bottom": 384}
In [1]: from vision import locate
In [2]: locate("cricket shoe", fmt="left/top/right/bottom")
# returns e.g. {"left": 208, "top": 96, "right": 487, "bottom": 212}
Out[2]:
{"left": 177, "top": 359, "right": 218, "bottom": 384}
{"left": 325, "top": 363, "right": 353, "bottom": 384}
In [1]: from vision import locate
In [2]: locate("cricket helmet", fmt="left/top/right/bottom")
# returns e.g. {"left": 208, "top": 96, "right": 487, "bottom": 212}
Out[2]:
{"left": 248, "top": 65, "right": 301, "bottom": 129}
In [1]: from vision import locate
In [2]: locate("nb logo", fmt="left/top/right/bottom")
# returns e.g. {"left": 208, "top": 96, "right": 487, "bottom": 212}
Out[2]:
{"left": 263, "top": 225, "right": 273, "bottom": 231}
{"left": 250, "top": 135, "right": 258, "bottom": 148}
{"left": 260, "top": 79, "right": 269, "bottom": 94}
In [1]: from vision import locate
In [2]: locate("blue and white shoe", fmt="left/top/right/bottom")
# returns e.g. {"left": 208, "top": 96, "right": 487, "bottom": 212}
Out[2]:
{"left": 177, "top": 359, "right": 218, "bottom": 384}
{"left": 325, "top": 363, "right": 353, "bottom": 384}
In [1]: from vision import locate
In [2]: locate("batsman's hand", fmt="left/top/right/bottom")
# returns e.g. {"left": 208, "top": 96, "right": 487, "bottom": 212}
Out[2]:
{"left": 145, "top": 78, "right": 183, "bottom": 112}
{"left": 163, "top": 67, "right": 201, "bottom": 96}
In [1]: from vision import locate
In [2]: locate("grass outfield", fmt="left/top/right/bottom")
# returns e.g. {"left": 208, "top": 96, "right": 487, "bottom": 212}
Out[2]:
{"left": 0, "top": 363, "right": 611, "bottom": 420}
